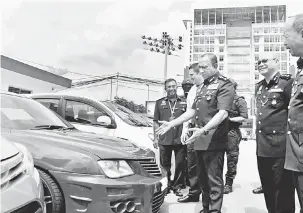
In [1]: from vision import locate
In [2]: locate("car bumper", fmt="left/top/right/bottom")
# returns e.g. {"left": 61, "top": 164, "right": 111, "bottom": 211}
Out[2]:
{"left": 1, "top": 168, "right": 45, "bottom": 213}
{"left": 49, "top": 170, "right": 167, "bottom": 213}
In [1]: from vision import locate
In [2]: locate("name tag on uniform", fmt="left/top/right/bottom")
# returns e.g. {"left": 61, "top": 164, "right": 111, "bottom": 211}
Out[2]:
{"left": 161, "top": 101, "right": 166, "bottom": 106}
{"left": 179, "top": 101, "right": 186, "bottom": 104}
{"left": 208, "top": 83, "right": 219, "bottom": 90}
{"left": 268, "top": 88, "right": 283, "bottom": 93}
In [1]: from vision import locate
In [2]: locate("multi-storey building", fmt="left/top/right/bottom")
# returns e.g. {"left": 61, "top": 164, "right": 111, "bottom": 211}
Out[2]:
{"left": 183, "top": 5, "right": 289, "bottom": 117}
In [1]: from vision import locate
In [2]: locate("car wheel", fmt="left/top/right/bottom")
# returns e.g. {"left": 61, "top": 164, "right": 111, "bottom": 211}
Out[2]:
{"left": 38, "top": 169, "right": 65, "bottom": 213}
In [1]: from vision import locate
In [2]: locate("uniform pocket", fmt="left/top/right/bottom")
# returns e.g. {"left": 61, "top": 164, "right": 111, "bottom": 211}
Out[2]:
{"left": 263, "top": 125, "right": 286, "bottom": 147}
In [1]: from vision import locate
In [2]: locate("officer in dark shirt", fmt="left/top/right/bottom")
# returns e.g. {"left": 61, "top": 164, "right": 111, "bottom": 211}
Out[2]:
{"left": 156, "top": 53, "right": 235, "bottom": 213}
{"left": 224, "top": 79, "right": 248, "bottom": 194}
{"left": 284, "top": 14, "right": 303, "bottom": 213}
{"left": 255, "top": 52, "right": 295, "bottom": 213}
{"left": 153, "top": 78, "right": 186, "bottom": 196}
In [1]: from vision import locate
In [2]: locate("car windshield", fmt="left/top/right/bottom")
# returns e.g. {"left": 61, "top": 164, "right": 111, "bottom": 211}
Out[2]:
{"left": 101, "top": 101, "right": 152, "bottom": 127}
{"left": 1, "top": 93, "right": 71, "bottom": 130}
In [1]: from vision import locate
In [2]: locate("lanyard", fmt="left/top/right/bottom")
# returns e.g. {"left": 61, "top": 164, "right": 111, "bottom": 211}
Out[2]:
{"left": 168, "top": 100, "right": 177, "bottom": 117}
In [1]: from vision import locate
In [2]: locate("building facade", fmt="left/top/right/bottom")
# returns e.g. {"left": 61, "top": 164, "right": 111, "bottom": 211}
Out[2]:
{"left": 183, "top": 5, "right": 291, "bottom": 117}
{"left": 1, "top": 55, "right": 72, "bottom": 94}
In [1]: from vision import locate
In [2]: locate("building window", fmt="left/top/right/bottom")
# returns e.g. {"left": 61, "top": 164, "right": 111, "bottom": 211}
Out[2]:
{"left": 209, "top": 29, "right": 215, "bottom": 35}
{"left": 194, "top": 29, "right": 201, "bottom": 35}
{"left": 219, "top": 47, "right": 224, "bottom": 52}
{"left": 272, "top": 27, "right": 278, "bottom": 33}
{"left": 205, "top": 37, "right": 210, "bottom": 44}
{"left": 264, "top": 36, "right": 270, "bottom": 43}
{"left": 254, "top": 36, "right": 259, "bottom": 43}
{"left": 219, "top": 55, "right": 224, "bottom": 62}
{"left": 210, "top": 37, "right": 215, "bottom": 44}
{"left": 194, "top": 37, "right": 199, "bottom": 44}
{"left": 264, "top": 27, "right": 270, "bottom": 34}
{"left": 219, "top": 37, "right": 224, "bottom": 44}
{"left": 8, "top": 86, "right": 32, "bottom": 94}
{"left": 270, "top": 35, "right": 275, "bottom": 43}
{"left": 194, "top": 47, "right": 199, "bottom": 52}
{"left": 210, "top": 46, "right": 214, "bottom": 52}
{"left": 264, "top": 45, "right": 270, "bottom": 52}
{"left": 281, "top": 52, "right": 287, "bottom": 61}
{"left": 275, "top": 44, "right": 280, "bottom": 51}
{"left": 275, "top": 35, "right": 280, "bottom": 42}
{"left": 199, "top": 37, "right": 204, "bottom": 44}
{"left": 270, "top": 44, "right": 274, "bottom": 51}
{"left": 255, "top": 54, "right": 259, "bottom": 61}
{"left": 281, "top": 62, "right": 287, "bottom": 70}
{"left": 219, "top": 65, "right": 224, "bottom": 70}
{"left": 255, "top": 73, "right": 259, "bottom": 80}
{"left": 281, "top": 46, "right": 286, "bottom": 51}
{"left": 255, "top": 46, "right": 259, "bottom": 52}
{"left": 193, "top": 54, "right": 199, "bottom": 61}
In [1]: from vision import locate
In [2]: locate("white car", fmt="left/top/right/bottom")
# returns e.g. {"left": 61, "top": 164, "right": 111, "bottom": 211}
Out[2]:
{"left": 29, "top": 93, "right": 157, "bottom": 156}
{"left": 1, "top": 137, "right": 45, "bottom": 213}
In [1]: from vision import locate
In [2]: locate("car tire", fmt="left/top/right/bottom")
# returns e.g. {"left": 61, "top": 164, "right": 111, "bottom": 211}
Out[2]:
{"left": 38, "top": 169, "right": 65, "bottom": 213}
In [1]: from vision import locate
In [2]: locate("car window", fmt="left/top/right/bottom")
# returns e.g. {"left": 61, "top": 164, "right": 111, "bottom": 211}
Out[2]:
{"left": 35, "top": 99, "right": 60, "bottom": 113}
{"left": 65, "top": 100, "right": 108, "bottom": 125}
{"left": 1, "top": 94, "right": 70, "bottom": 130}
{"left": 102, "top": 101, "right": 152, "bottom": 127}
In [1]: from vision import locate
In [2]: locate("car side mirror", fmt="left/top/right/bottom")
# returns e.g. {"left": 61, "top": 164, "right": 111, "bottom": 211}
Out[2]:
{"left": 97, "top": 115, "right": 112, "bottom": 125}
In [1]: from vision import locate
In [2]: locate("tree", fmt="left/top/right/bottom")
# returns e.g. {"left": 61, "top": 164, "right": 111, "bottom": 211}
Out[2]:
{"left": 114, "top": 96, "right": 147, "bottom": 113}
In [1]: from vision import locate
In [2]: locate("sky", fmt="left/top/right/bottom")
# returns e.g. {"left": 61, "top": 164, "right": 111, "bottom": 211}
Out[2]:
{"left": 1, "top": 0, "right": 303, "bottom": 104}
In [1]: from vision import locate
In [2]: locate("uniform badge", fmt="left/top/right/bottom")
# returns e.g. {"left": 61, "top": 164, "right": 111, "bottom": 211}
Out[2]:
{"left": 206, "top": 96, "right": 212, "bottom": 101}
{"left": 208, "top": 83, "right": 219, "bottom": 90}
{"left": 257, "top": 86, "right": 263, "bottom": 95}
{"left": 161, "top": 100, "right": 166, "bottom": 106}
{"left": 268, "top": 88, "right": 283, "bottom": 93}
{"left": 271, "top": 99, "right": 277, "bottom": 105}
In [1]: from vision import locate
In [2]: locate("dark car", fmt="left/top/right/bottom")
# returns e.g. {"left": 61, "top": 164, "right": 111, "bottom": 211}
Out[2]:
{"left": 1, "top": 91, "right": 167, "bottom": 213}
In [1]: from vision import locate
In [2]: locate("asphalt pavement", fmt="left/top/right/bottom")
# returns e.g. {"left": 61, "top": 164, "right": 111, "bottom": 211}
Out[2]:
{"left": 158, "top": 140, "right": 301, "bottom": 213}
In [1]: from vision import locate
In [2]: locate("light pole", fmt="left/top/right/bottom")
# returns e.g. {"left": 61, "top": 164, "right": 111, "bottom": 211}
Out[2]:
{"left": 141, "top": 32, "right": 183, "bottom": 95}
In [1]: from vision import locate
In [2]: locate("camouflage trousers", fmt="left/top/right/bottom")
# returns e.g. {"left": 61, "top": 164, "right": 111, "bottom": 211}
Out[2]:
{"left": 225, "top": 128, "right": 242, "bottom": 186}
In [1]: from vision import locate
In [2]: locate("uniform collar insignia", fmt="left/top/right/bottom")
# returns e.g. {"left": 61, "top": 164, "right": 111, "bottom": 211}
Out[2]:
{"left": 204, "top": 74, "right": 218, "bottom": 85}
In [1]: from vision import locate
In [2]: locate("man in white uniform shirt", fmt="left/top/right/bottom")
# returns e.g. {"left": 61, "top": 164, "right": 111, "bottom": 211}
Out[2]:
{"left": 178, "top": 63, "right": 204, "bottom": 203}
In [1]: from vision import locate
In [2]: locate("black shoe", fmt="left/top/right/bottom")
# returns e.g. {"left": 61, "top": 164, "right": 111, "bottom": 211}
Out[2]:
{"left": 199, "top": 209, "right": 209, "bottom": 213}
{"left": 177, "top": 194, "right": 199, "bottom": 203}
{"left": 173, "top": 188, "right": 183, "bottom": 197}
{"left": 252, "top": 186, "right": 263, "bottom": 194}
{"left": 224, "top": 185, "right": 233, "bottom": 194}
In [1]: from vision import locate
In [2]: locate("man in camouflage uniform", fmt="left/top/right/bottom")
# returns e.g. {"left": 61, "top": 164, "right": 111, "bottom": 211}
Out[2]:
{"left": 224, "top": 80, "right": 248, "bottom": 194}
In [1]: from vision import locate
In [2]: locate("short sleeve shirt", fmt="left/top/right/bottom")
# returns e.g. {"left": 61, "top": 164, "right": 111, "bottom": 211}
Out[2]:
{"left": 192, "top": 74, "right": 235, "bottom": 150}
{"left": 154, "top": 96, "right": 187, "bottom": 145}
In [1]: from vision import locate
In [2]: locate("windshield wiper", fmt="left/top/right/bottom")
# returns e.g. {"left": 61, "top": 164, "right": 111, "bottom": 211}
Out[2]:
{"left": 30, "top": 125, "right": 75, "bottom": 130}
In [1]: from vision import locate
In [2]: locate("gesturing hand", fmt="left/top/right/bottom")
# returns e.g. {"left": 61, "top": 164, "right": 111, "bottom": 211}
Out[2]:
{"left": 156, "top": 121, "right": 173, "bottom": 137}
{"left": 184, "top": 128, "right": 208, "bottom": 145}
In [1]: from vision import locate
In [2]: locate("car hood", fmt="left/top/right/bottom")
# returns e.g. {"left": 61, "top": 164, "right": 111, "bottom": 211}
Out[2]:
{"left": 2, "top": 129, "right": 150, "bottom": 160}
{"left": 1, "top": 137, "right": 19, "bottom": 161}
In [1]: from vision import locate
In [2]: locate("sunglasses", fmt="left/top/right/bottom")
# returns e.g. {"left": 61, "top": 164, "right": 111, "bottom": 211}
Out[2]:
{"left": 257, "top": 58, "right": 276, "bottom": 65}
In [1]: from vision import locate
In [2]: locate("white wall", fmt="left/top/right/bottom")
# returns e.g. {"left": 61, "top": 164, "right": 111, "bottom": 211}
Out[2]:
{"left": 1, "top": 68, "right": 66, "bottom": 93}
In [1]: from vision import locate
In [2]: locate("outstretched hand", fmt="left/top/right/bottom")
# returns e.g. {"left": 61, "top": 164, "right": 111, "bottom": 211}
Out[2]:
{"left": 156, "top": 121, "right": 173, "bottom": 137}
{"left": 184, "top": 128, "right": 207, "bottom": 145}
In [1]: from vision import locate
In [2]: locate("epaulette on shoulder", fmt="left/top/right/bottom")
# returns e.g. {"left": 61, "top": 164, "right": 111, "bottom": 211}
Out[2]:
{"left": 156, "top": 97, "right": 165, "bottom": 102}
{"left": 218, "top": 75, "right": 228, "bottom": 81}
{"left": 280, "top": 74, "right": 292, "bottom": 80}
{"left": 256, "top": 79, "right": 264, "bottom": 85}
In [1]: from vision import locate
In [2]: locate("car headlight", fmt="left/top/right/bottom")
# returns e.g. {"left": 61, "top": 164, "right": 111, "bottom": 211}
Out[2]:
{"left": 13, "top": 143, "right": 35, "bottom": 175}
{"left": 98, "top": 160, "right": 134, "bottom": 178}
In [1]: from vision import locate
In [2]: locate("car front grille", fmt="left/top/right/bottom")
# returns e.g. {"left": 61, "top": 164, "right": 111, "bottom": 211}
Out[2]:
{"left": 12, "top": 201, "right": 43, "bottom": 213}
{"left": 1, "top": 152, "right": 25, "bottom": 189}
{"left": 137, "top": 158, "right": 161, "bottom": 177}
{"left": 152, "top": 188, "right": 166, "bottom": 213}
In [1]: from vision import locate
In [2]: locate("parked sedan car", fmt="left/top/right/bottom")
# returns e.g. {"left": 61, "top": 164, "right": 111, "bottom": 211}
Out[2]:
{"left": 29, "top": 94, "right": 155, "bottom": 152}
{"left": 1, "top": 91, "right": 167, "bottom": 213}
{"left": 1, "top": 137, "right": 45, "bottom": 213}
